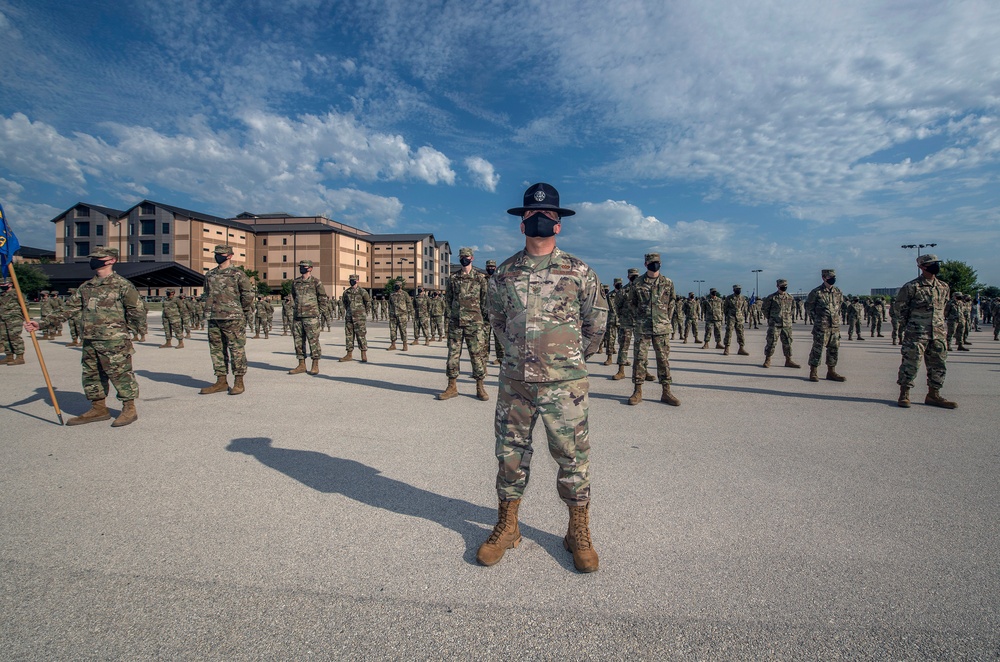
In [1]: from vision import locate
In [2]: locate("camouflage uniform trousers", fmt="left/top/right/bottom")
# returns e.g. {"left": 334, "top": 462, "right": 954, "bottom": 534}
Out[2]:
{"left": 255, "top": 313, "right": 272, "bottom": 335}
{"left": 282, "top": 313, "right": 292, "bottom": 334}
{"left": 162, "top": 315, "right": 183, "bottom": 341}
{"left": 683, "top": 316, "right": 698, "bottom": 341}
{"left": 483, "top": 325, "right": 505, "bottom": 363}
{"left": 430, "top": 315, "right": 444, "bottom": 339}
{"left": 764, "top": 324, "right": 794, "bottom": 358}
{"left": 671, "top": 317, "right": 682, "bottom": 338}
{"left": 494, "top": 376, "right": 591, "bottom": 505}
{"left": 632, "top": 333, "right": 673, "bottom": 384}
{"left": 603, "top": 322, "right": 617, "bottom": 355}
{"left": 891, "top": 319, "right": 900, "bottom": 343}
{"left": 446, "top": 324, "right": 486, "bottom": 380}
{"left": 344, "top": 316, "right": 368, "bottom": 352}
{"left": 897, "top": 335, "right": 947, "bottom": 390}
{"left": 807, "top": 327, "right": 841, "bottom": 368}
{"left": 847, "top": 318, "right": 862, "bottom": 339}
{"left": 389, "top": 316, "right": 409, "bottom": 344}
{"left": 616, "top": 325, "right": 633, "bottom": 365}
{"left": 181, "top": 314, "right": 193, "bottom": 335}
{"left": 0, "top": 315, "right": 25, "bottom": 356}
{"left": 208, "top": 319, "right": 248, "bottom": 376}
{"left": 703, "top": 319, "right": 722, "bottom": 343}
{"left": 723, "top": 316, "right": 745, "bottom": 348}
{"left": 414, "top": 315, "right": 430, "bottom": 342}
{"left": 870, "top": 317, "right": 882, "bottom": 336}
{"left": 947, "top": 319, "right": 966, "bottom": 347}
{"left": 81, "top": 338, "right": 138, "bottom": 402}
{"left": 69, "top": 317, "right": 83, "bottom": 341}
{"left": 292, "top": 318, "right": 322, "bottom": 359}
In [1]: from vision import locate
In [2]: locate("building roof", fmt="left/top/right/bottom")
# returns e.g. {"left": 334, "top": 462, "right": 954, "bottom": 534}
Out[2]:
{"left": 32, "top": 261, "right": 206, "bottom": 291}
{"left": 122, "top": 200, "right": 256, "bottom": 233}
{"left": 251, "top": 223, "right": 368, "bottom": 239}
{"left": 369, "top": 233, "right": 438, "bottom": 245}
{"left": 16, "top": 245, "right": 56, "bottom": 259}
{"left": 47, "top": 202, "right": 127, "bottom": 224}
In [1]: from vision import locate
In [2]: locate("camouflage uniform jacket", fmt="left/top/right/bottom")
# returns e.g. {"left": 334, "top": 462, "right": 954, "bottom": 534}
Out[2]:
{"left": 0, "top": 288, "right": 23, "bottom": 321}
{"left": 489, "top": 248, "right": 607, "bottom": 383}
{"left": 342, "top": 286, "right": 371, "bottom": 320}
{"left": 897, "top": 275, "right": 949, "bottom": 340}
{"left": 256, "top": 299, "right": 274, "bottom": 318}
{"left": 161, "top": 296, "right": 182, "bottom": 320}
{"left": 761, "top": 290, "right": 794, "bottom": 326}
{"left": 805, "top": 284, "right": 844, "bottom": 330}
{"left": 50, "top": 272, "right": 144, "bottom": 341}
{"left": 429, "top": 296, "right": 446, "bottom": 317}
{"left": 615, "top": 285, "right": 636, "bottom": 327}
{"left": 291, "top": 276, "right": 327, "bottom": 318}
{"left": 388, "top": 289, "right": 410, "bottom": 319}
{"left": 205, "top": 266, "right": 254, "bottom": 321}
{"left": 281, "top": 297, "right": 293, "bottom": 317}
{"left": 413, "top": 293, "right": 430, "bottom": 319}
{"left": 40, "top": 297, "right": 58, "bottom": 319}
{"left": 702, "top": 296, "right": 723, "bottom": 321}
{"left": 181, "top": 298, "right": 197, "bottom": 318}
{"left": 682, "top": 298, "right": 699, "bottom": 319}
{"left": 446, "top": 269, "right": 487, "bottom": 327}
{"left": 606, "top": 288, "right": 620, "bottom": 324}
{"left": 723, "top": 294, "right": 748, "bottom": 321}
{"left": 629, "top": 273, "right": 675, "bottom": 336}
{"left": 889, "top": 300, "right": 900, "bottom": 321}
{"left": 944, "top": 297, "right": 963, "bottom": 322}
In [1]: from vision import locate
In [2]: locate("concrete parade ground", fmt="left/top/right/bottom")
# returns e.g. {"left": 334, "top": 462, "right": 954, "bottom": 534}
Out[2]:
{"left": 2, "top": 313, "right": 999, "bottom": 659}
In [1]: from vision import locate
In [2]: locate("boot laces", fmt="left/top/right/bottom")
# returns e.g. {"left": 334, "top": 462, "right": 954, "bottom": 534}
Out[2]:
{"left": 569, "top": 508, "right": 592, "bottom": 550}
{"left": 487, "top": 502, "right": 514, "bottom": 544}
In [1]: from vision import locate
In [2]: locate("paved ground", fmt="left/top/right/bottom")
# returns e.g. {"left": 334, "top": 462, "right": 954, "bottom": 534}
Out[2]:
{"left": 2, "top": 316, "right": 998, "bottom": 659}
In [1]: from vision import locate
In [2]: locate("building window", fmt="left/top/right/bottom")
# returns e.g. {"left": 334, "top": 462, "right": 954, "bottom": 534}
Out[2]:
{"left": 282, "top": 238, "right": 287, "bottom": 245}
{"left": 283, "top": 272, "right": 287, "bottom": 279}
{"left": 75, "top": 242, "right": 90, "bottom": 257}
{"left": 216, "top": 231, "right": 222, "bottom": 235}
{"left": 140, "top": 203, "right": 156, "bottom": 215}
{"left": 162, "top": 223, "right": 170, "bottom": 234}
{"left": 75, "top": 221, "right": 90, "bottom": 236}
{"left": 64, "top": 245, "right": 69, "bottom": 257}
{"left": 239, "top": 235, "right": 245, "bottom": 240}
{"left": 203, "top": 228, "right": 210, "bottom": 233}
{"left": 139, "top": 240, "right": 155, "bottom": 256}
{"left": 162, "top": 243, "right": 170, "bottom": 255}
{"left": 203, "top": 247, "right": 210, "bottom": 252}
{"left": 129, "top": 244, "right": 135, "bottom": 256}
{"left": 263, "top": 272, "right": 267, "bottom": 279}
{"left": 140, "top": 220, "right": 155, "bottom": 235}
{"left": 282, "top": 255, "right": 287, "bottom": 262}
{"left": 75, "top": 206, "right": 90, "bottom": 217}
{"left": 262, "top": 255, "right": 267, "bottom": 263}
{"left": 95, "top": 224, "right": 104, "bottom": 237}
{"left": 262, "top": 239, "right": 267, "bottom": 246}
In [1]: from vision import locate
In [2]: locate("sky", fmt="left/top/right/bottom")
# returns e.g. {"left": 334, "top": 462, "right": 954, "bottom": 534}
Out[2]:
{"left": 1, "top": 0, "right": 998, "bottom": 296}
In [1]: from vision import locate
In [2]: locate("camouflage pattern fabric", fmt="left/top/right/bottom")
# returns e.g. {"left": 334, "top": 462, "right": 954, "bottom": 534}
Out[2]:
{"left": 896, "top": 275, "right": 950, "bottom": 390}
{"left": 446, "top": 271, "right": 488, "bottom": 327}
{"left": 945, "top": 296, "right": 966, "bottom": 348}
{"left": 847, "top": 301, "right": 864, "bottom": 338}
{"left": 629, "top": 272, "right": 674, "bottom": 384}
{"left": 615, "top": 284, "right": 635, "bottom": 365}
{"left": 632, "top": 333, "right": 672, "bottom": 384}
{"left": 281, "top": 296, "right": 293, "bottom": 333}
{"left": 161, "top": 296, "right": 183, "bottom": 341}
{"left": 255, "top": 299, "right": 274, "bottom": 334}
{"left": 445, "top": 324, "right": 486, "bottom": 378}
{"left": 429, "top": 295, "right": 446, "bottom": 338}
{"left": 342, "top": 286, "right": 371, "bottom": 351}
{"left": 494, "top": 376, "right": 591, "bottom": 505}
{"left": 206, "top": 266, "right": 254, "bottom": 321}
{"left": 604, "top": 287, "right": 619, "bottom": 353}
{"left": 682, "top": 297, "right": 699, "bottom": 340}
{"left": 762, "top": 290, "right": 796, "bottom": 357}
{"left": 50, "top": 272, "right": 145, "bottom": 341}
{"left": 702, "top": 296, "right": 723, "bottom": 343}
{"left": 208, "top": 319, "right": 248, "bottom": 376}
{"left": 889, "top": 299, "right": 901, "bottom": 343}
{"left": 292, "top": 318, "right": 322, "bottom": 359}
{"left": 0, "top": 287, "right": 25, "bottom": 355}
{"left": 291, "top": 276, "right": 326, "bottom": 358}
{"left": 805, "top": 283, "right": 844, "bottom": 368}
{"left": 723, "top": 293, "right": 748, "bottom": 347}
{"left": 81, "top": 338, "right": 138, "bottom": 402}
{"left": 413, "top": 292, "right": 430, "bottom": 341}
{"left": 388, "top": 289, "right": 410, "bottom": 343}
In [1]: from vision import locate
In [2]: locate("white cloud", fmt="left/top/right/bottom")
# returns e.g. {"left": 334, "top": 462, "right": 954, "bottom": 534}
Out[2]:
{"left": 464, "top": 157, "right": 500, "bottom": 192}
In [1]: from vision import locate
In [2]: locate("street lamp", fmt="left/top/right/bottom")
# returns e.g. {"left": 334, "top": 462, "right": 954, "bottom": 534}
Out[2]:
{"left": 693, "top": 280, "right": 705, "bottom": 297}
{"left": 751, "top": 269, "right": 763, "bottom": 298}
{"left": 901, "top": 243, "right": 936, "bottom": 274}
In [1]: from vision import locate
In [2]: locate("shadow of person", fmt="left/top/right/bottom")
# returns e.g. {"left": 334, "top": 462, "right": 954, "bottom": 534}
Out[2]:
{"left": 225, "top": 437, "right": 571, "bottom": 569}
{"left": 4, "top": 386, "right": 91, "bottom": 424}
{"left": 134, "top": 369, "right": 206, "bottom": 389}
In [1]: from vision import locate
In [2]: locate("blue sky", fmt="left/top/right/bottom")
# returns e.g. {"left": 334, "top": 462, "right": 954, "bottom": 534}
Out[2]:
{"left": 1, "top": 0, "right": 998, "bottom": 296}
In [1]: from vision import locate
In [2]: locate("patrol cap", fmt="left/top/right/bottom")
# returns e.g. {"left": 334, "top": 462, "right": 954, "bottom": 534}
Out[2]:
{"left": 166, "top": 289, "right": 175, "bottom": 294}
{"left": 953, "top": 291, "right": 963, "bottom": 297}
{"left": 732, "top": 284, "right": 742, "bottom": 290}
{"left": 613, "top": 277, "right": 622, "bottom": 285}
{"left": 459, "top": 247, "right": 473, "bottom": 257}
{"left": 349, "top": 274, "right": 359, "bottom": 280}
{"left": 644, "top": 252, "right": 661, "bottom": 264}
{"left": 917, "top": 254, "right": 940, "bottom": 266}
{"left": 40, "top": 290, "right": 49, "bottom": 295}
{"left": 214, "top": 245, "right": 234, "bottom": 255}
{"left": 627, "top": 268, "right": 639, "bottom": 276}
{"left": 298, "top": 260, "right": 313, "bottom": 268}
{"left": 777, "top": 278, "right": 788, "bottom": 287}
{"left": 822, "top": 268, "right": 836, "bottom": 278}
{"left": 88, "top": 246, "right": 119, "bottom": 259}
{"left": 709, "top": 288, "right": 719, "bottom": 295}
{"left": 485, "top": 259, "right": 496, "bottom": 267}
{"left": 506, "top": 182, "right": 576, "bottom": 217}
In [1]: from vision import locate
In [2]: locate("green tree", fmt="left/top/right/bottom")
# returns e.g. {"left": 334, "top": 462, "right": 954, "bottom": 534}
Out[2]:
{"left": 12, "top": 263, "right": 49, "bottom": 299}
{"left": 383, "top": 276, "right": 404, "bottom": 297}
{"left": 937, "top": 260, "right": 983, "bottom": 296}
{"left": 980, "top": 285, "right": 1000, "bottom": 299}
{"left": 256, "top": 281, "right": 271, "bottom": 296}
{"left": 280, "top": 280, "right": 293, "bottom": 297}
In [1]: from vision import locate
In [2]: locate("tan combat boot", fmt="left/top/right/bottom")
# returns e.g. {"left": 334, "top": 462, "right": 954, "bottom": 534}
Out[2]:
{"left": 438, "top": 378, "right": 458, "bottom": 400}
{"left": 826, "top": 367, "right": 846, "bottom": 382}
{"left": 476, "top": 379, "right": 489, "bottom": 401}
{"left": 564, "top": 503, "right": 599, "bottom": 573}
{"left": 762, "top": 355, "right": 772, "bottom": 368}
{"left": 67, "top": 399, "right": 112, "bottom": 426}
{"left": 808, "top": 366, "right": 819, "bottom": 382}
{"left": 176, "top": 339, "right": 184, "bottom": 349}
{"left": 253, "top": 332, "right": 260, "bottom": 339}
{"left": 159, "top": 339, "right": 173, "bottom": 348}
{"left": 402, "top": 338, "right": 408, "bottom": 351}
{"left": 700, "top": 340, "right": 709, "bottom": 349}
{"left": 387, "top": 342, "right": 397, "bottom": 350}
{"left": 784, "top": 356, "right": 801, "bottom": 368}
{"left": 602, "top": 355, "right": 613, "bottom": 366}
{"left": 10, "top": 354, "right": 25, "bottom": 365}
{"left": 1, "top": 355, "right": 11, "bottom": 365}
{"left": 898, "top": 386, "right": 910, "bottom": 408}
{"left": 644, "top": 372, "right": 655, "bottom": 382}
{"left": 288, "top": 360, "right": 307, "bottom": 374}
{"left": 229, "top": 375, "right": 245, "bottom": 395}
{"left": 738, "top": 345, "right": 749, "bottom": 356}
{"left": 715, "top": 342, "right": 724, "bottom": 349}
{"left": 199, "top": 375, "right": 229, "bottom": 395}
{"left": 67, "top": 340, "right": 79, "bottom": 347}
{"left": 264, "top": 331, "right": 268, "bottom": 339}
{"left": 476, "top": 499, "right": 521, "bottom": 566}
{"left": 660, "top": 384, "right": 680, "bottom": 406}
{"left": 627, "top": 384, "right": 643, "bottom": 405}
{"left": 925, "top": 389, "right": 957, "bottom": 409}
{"left": 308, "top": 359, "right": 320, "bottom": 375}
{"left": 111, "top": 400, "right": 138, "bottom": 427}
{"left": 723, "top": 346, "right": 730, "bottom": 356}
{"left": 611, "top": 365, "right": 626, "bottom": 380}
{"left": 361, "top": 350, "right": 368, "bottom": 363}
{"left": 339, "top": 350, "right": 354, "bottom": 362}
{"left": 424, "top": 338, "right": 430, "bottom": 346}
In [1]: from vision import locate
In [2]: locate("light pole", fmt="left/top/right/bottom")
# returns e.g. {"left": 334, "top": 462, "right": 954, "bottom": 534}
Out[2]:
{"left": 751, "top": 269, "right": 763, "bottom": 298}
{"left": 694, "top": 280, "right": 705, "bottom": 297}
{"left": 901, "top": 243, "right": 936, "bottom": 275}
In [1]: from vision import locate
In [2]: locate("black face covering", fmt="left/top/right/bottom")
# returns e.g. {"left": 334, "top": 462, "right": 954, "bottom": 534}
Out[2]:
{"left": 825, "top": 277, "right": 837, "bottom": 286}
{"left": 349, "top": 280, "right": 357, "bottom": 286}
{"left": 778, "top": 285, "right": 788, "bottom": 292}
{"left": 486, "top": 267, "right": 496, "bottom": 276}
{"left": 733, "top": 288, "right": 742, "bottom": 295}
{"left": 522, "top": 212, "right": 559, "bottom": 238}
{"left": 299, "top": 266, "right": 310, "bottom": 275}
{"left": 459, "top": 256, "right": 472, "bottom": 267}
{"left": 629, "top": 274, "right": 638, "bottom": 282}
{"left": 925, "top": 263, "right": 940, "bottom": 275}
{"left": 614, "top": 283, "right": 622, "bottom": 290}
{"left": 214, "top": 253, "right": 228, "bottom": 264}
{"left": 90, "top": 258, "right": 108, "bottom": 270}
{"left": 646, "top": 262, "right": 660, "bottom": 273}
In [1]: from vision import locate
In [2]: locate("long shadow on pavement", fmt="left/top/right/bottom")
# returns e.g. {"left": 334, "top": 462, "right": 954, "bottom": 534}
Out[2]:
{"left": 225, "top": 437, "right": 572, "bottom": 569}
{"left": 678, "top": 382, "right": 894, "bottom": 406}
{"left": 135, "top": 369, "right": 205, "bottom": 389}
{"left": 3, "top": 386, "right": 91, "bottom": 424}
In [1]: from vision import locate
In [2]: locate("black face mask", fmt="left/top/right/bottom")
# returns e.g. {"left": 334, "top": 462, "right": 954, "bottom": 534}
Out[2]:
{"left": 646, "top": 262, "right": 660, "bottom": 273}
{"left": 778, "top": 285, "right": 788, "bottom": 292}
{"left": 629, "top": 275, "right": 637, "bottom": 282}
{"left": 349, "top": 280, "right": 357, "bottom": 286}
{"left": 214, "top": 253, "right": 228, "bottom": 264}
{"left": 522, "top": 212, "right": 559, "bottom": 238}
{"left": 614, "top": 283, "right": 622, "bottom": 290}
{"left": 459, "top": 256, "right": 472, "bottom": 267}
{"left": 733, "top": 288, "right": 742, "bottom": 295}
{"left": 90, "top": 258, "right": 109, "bottom": 270}
{"left": 925, "top": 263, "right": 940, "bottom": 275}
{"left": 825, "top": 277, "right": 836, "bottom": 286}
{"left": 299, "top": 267, "right": 310, "bottom": 275}
{"left": 486, "top": 267, "right": 496, "bottom": 276}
